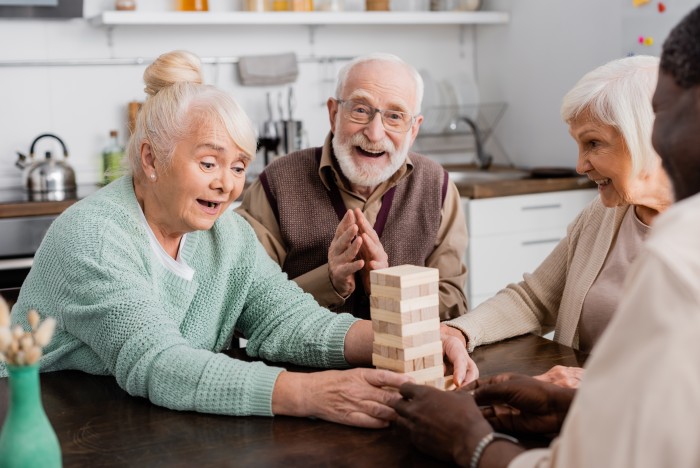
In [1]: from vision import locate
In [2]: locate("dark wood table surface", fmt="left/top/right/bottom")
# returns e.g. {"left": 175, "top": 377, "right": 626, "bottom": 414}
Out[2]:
{"left": 0, "top": 288, "right": 587, "bottom": 467}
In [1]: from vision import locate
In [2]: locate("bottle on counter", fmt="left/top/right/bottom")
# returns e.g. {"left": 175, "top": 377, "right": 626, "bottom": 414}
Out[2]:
{"left": 366, "top": 0, "right": 389, "bottom": 10}
{"left": 176, "top": 0, "right": 208, "bottom": 11}
{"left": 115, "top": 0, "right": 137, "bottom": 10}
{"left": 102, "top": 130, "right": 125, "bottom": 185}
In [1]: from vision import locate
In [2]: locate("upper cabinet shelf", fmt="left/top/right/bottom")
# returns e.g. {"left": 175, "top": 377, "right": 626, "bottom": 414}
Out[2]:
{"left": 89, "top": 11, "right": 510, "bottom": 27}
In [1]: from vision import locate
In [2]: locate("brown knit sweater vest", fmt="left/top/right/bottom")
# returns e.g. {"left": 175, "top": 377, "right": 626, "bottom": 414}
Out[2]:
{"left": 260, "top": 147, "right": 447, "bottom": 318}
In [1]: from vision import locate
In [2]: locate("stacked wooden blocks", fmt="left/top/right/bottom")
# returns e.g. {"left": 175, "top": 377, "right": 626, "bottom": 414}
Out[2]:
{"left": 370, "top": 265, "right": 444, "bottom": 389}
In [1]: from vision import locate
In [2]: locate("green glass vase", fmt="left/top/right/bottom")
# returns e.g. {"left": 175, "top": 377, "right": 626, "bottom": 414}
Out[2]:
{"left": 0, "top": 364, "right": 61, "bottom": 468}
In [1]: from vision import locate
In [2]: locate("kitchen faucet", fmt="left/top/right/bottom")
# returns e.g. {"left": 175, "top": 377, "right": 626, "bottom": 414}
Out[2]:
{"left": 458, "top": 116, "right": 492, "bottom": 170}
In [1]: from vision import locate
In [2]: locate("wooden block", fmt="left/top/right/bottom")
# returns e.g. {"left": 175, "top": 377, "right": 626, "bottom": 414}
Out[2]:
{"left": 374, "top": 329, "right": 441, "bottom": 349}
{"left": 422, "top": 353, "right": 443, "bottom": 368}
{"left": 420, "top": 306, "right": 439, "bottom": 321}
{"left": 372, "top": 320, "right": 390, "bottom": 334}
{"left": 423, "top": 377, "right": 446, "bottom": 390}
{"left": 372, "top": 354, "right": 415, "bottom": 372}
{"left": 414, "top": 356, "right": 425, "bottom": 370}
{"left": 396, "top": 341, "right": 442, "bottom": 361}
{"left": 390, "top": 346, "right": 398, "bottom": 359}
{"left": 419, "top": 282, "right": 439, "bottom": 296}
{"left": 371, "top": 318, "right": 439, "bottom": 337}
{"left": 401, "top": 318, "right": 440, "bottom": 336}
{"left": 370, "top": 294, "right": 439, "bottom": 314}
{"left": 370, "top": 265, "right": 440, "bottom": 289}
{"left": 405, "top": 365, "right": 444, "bottom": 383}
{"left": 373, "top": 342, "right": 392, "bottom": 358}
{"left": 370, "top": 283, "right": 439, "bottom": 301}
{"left": 370, "top": 307, "right": 427, "bottom": 325}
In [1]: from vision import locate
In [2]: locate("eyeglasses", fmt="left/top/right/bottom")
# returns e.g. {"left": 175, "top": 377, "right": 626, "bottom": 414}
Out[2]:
{"left": 336, "top": 99, "right": 416, "bottom": 134}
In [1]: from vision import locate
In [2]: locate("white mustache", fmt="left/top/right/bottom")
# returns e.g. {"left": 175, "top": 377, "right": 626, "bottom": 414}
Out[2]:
{"left": 348, "top": 133, "right": 395, "bottom": 153}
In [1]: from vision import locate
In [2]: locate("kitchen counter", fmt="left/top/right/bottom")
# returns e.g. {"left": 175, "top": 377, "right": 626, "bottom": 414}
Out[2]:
{"left": 456, "top": 176, "right": 596, "bottom": 199}
{"left": 0, "top": 182, "right": 253, "bottom": 219}
{"left": 442, "top": 164, "right": 596, "bottom": 199}
{"left": 0, "top": 185, "right": 100, "bottom": 219}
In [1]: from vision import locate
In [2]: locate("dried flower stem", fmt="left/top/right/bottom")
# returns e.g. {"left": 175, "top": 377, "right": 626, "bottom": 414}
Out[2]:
{"left": 0, "top": 297, "right": 56, "bottom": 366}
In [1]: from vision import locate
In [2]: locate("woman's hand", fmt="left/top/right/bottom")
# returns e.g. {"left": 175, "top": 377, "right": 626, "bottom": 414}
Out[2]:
{"left": 533, "top": 365, "right": 584, "bottom": 389}
{"left": 392, "top": 382, "right": 523, "bottom": 467}
{"left": 441, "top": 324, "right": 478, "bottom": 387}
{"left": 272, "top": 368, "right": 412, "bottom": 428}
{"left": 466, "top": 373, "right": 576, "bottom": 435}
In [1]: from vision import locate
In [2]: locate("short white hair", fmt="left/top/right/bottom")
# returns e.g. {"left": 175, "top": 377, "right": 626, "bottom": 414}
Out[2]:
{"left": 561, "top": 55, "right": 660, "bottom": 175}
{"left": 335, "top": 53, "right": 424, "bottom": 114}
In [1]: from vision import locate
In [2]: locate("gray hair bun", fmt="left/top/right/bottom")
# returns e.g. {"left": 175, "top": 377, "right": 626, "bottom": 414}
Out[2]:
{"left": 143, "top": 50, "right": 204, "bottom": 97}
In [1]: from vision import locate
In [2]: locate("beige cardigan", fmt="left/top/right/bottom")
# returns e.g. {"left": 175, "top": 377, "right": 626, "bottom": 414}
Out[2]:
{"left": 447, "top": 197, "right": 628, "bottom": 351}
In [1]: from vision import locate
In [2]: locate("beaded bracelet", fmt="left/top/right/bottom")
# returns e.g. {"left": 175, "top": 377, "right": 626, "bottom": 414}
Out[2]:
{"left": 469, "top": 431, "right": 520, "bottom": 468}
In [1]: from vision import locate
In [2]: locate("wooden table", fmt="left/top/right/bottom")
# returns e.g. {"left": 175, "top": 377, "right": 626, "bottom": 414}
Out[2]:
{"left": 0, "top": 332, "right": 587, "bottom": 467}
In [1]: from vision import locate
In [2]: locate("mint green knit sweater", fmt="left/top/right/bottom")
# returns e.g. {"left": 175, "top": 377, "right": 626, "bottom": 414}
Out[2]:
{"left": 2, "top": 176, "right": 358, "bottom": 417}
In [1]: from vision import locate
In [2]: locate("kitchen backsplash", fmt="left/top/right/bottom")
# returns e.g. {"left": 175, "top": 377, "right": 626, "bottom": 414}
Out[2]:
{"left": 0, "top": 2, "right": 475, "bottom": 189}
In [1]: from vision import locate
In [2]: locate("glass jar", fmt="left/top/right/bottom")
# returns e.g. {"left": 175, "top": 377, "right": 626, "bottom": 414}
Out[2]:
{"left": 315, "top": 0, "right": 345, "bottom": 10}
{"left": 176, "top": 0, "right": 209, "bottom": 11}
{"left": 115, "top": 0, "right": 136, "bottom": 10}
{"left": 366, "top": 0, "right": 389, "bottom": 11}
{"left": 245, "top": 0, "right": 271, "bottom": 10}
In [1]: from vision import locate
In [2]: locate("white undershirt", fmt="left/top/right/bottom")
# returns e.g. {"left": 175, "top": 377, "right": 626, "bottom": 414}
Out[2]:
{"left": 137, "top": 204, "right": 194, "bottom": 281}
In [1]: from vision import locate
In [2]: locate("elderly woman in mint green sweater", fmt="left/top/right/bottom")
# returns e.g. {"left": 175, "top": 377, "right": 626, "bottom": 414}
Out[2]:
{"left": 3, "top": 50, "right": 473, "bottom": 428}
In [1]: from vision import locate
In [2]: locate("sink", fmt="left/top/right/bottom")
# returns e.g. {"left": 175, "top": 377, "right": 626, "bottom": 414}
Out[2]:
{"left": 447, "top": 169, "right": 531, "bottom": 184}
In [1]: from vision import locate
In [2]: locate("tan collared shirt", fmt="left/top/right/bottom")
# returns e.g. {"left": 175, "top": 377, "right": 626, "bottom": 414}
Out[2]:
{"left": 236, "top": 134, "right": 468, "bottom": 319}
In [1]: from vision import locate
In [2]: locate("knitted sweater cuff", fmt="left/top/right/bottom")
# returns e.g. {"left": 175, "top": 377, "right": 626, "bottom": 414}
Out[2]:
{"left": 333, "top": 316, "right": 361, "bottom": 368}
{"left": 249, "top": 363, "right": 286, "bottom": 416}
{"left": 445, "top": 318, "right": 482, "bottom": 353}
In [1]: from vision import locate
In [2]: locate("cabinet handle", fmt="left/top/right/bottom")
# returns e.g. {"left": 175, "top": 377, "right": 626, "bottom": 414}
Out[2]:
{"left": 521, "top": 238, "right": 560, "bottom": 246}
{"left": 521, "top": 203, "right": 562, "bottom": 211}
{"left": 0, "top": 258, "right": 33, "bottom": 270}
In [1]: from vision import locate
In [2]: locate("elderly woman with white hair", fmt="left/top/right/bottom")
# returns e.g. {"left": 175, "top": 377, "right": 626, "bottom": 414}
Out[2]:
{"left": 3, "top": 50, "right": 470, "bottom": 427}
{"left": 446, "top": 55, "right": 673, "bottom": 387}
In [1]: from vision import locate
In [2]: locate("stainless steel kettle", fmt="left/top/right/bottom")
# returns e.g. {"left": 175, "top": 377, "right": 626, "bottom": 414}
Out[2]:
{"left": 16, "top": 133, "right": 77, "bottom": 201}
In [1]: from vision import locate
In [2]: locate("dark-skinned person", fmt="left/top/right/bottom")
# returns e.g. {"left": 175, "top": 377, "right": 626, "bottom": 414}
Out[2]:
{"left": 236, "top": 53, "right": 470, "bottom": 322}
{"left": 390, "top": 6, "right": 700, "bottom": 467}
{"left": 0, "top": 50, "right": 472, "bottom": 427}
{"left": 446, "top": 54, "right": 673, "bottom": 389}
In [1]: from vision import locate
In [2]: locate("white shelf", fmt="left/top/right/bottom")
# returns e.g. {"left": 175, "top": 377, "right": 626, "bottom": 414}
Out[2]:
{"left": 89, "top": 11, "right": 509, "bottom": 27}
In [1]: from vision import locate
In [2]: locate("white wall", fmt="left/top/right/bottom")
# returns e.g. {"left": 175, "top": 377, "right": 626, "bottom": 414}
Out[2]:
{"left": 2, "top": 0, "right": 696, "bottom": 190}
{"left": 0, "top": 0, "right": 473, "bottom": 188}
{"left": 477, "top": 0, "right": 698, "bottom": 170}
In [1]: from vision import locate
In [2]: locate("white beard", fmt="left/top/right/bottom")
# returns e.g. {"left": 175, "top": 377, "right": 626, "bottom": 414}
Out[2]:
{"left": 332, "top": 126, "right": 410, "bottom": 188}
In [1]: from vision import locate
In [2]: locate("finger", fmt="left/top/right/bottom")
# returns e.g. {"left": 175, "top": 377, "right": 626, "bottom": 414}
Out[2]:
{"left": 463, "top": 356, "right": 479, "bottom": 385}
{"left": 473, "top": 380, "right": 530, "bottom": 406}
{"left": 397, "top": 381, "right": 425, "bottom": 400}
{"left": 344, "top": 411, "right": 391, "bottom": 429}
{"left": 329, "top": 226, "right": 358, "bottom": 259}
{"left": 394, "top": 414, "right": 414, "bottom": 430}
{"left": 358, "top": 233, "right": 388, "bottom": 265}
{"left": 443, "top": 336, "right": 468, "bottom": 387}
{"left": 337, "top": 209, "right": 356, "bottom": 232}
{"left": 365, "top": 368, "right": 413, "bottom": 389}
{"left": 350, "top": 397, "right": 400, "bottom": 423}
{"left": 462, "top": 372, "right": 518, "bottom": 392}
{"left": 353, "top": 208, "right": 373, "bottom": 235}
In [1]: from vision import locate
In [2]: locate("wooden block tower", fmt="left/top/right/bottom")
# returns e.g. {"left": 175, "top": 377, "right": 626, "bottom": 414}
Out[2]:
{"left": 369, "top": 265, "right": 444, "bottom": 389}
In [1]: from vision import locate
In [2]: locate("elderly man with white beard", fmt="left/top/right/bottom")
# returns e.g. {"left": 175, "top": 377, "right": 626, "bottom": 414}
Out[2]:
{"left": 237, "top": 53, "right": 469, "bottom": 321}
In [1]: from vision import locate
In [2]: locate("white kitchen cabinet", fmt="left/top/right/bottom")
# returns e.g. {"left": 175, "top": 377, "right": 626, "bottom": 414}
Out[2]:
{"left": 464, "top": 189, "right": 597, "bottom": 308}
{"left": 89, "top": 11, "right": 509, "bottom": 26}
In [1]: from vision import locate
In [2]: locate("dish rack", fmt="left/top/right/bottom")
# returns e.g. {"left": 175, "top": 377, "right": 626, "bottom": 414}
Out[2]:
{"left": 413, "top": 102, "right": 507, "bottom": 165}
